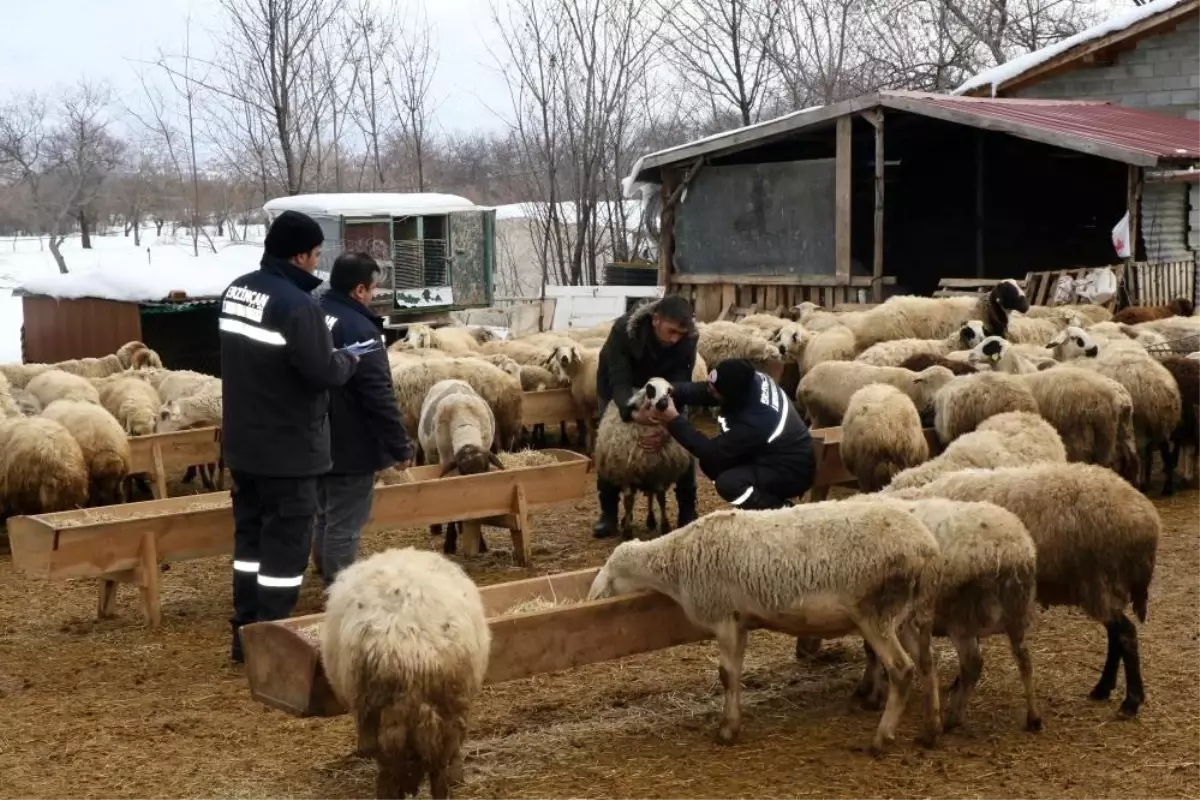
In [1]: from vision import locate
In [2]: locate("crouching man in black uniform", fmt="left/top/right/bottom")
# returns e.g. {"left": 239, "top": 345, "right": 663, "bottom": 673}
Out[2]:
{"left": 650, "top": 358, "right": 815, "bottom": 510}
{"left": 219, "top": 210, "right": 358, "bottom": 663}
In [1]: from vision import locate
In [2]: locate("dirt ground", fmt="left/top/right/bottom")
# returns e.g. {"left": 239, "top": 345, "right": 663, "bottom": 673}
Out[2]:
{"left": 0, "top": 430, "right": 1198, "bottom": 800}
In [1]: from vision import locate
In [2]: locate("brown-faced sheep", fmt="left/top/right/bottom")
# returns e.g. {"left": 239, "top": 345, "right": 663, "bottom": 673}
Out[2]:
{"left": 1112, "top": 297, "right": 1194, "bottom": 326}
{"left": 840, "top": 383, "right": 929, "bottom": 492}
{"left": 1157, "top": 355, "right": 1199, "bottom": 495}
{"left": 899, "top": 352, "right": 979, "bottom": 376}
{"left": 321, "top": 547, "right": 491, "bottom": 800}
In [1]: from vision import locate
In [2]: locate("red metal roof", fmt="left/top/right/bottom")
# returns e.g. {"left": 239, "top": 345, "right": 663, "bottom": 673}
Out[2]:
{"left": 902, "top": 94, "right": 1200, "bottom": 162}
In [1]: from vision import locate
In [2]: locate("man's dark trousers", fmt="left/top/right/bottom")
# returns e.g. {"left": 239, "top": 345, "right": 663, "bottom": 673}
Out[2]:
{"left": 230, "top": 470, "right": 319, "bottom": 641}
{"left": 312, "top": 472, "right": 376, "bottom": 587}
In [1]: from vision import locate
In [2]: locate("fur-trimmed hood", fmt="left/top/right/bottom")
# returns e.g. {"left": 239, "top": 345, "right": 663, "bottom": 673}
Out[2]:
{"left": 624, "top": 298, "right": 698, "bottom": 359}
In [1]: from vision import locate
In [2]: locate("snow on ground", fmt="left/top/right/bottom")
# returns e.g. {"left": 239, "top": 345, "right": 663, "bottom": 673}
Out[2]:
{"left": 0, "top": 226, "right": 266, "bottom": 363}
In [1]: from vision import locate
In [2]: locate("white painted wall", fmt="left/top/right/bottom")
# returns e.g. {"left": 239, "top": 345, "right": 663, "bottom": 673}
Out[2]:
{"left": 543, "top": 284, "right": 664, "bottom": 331}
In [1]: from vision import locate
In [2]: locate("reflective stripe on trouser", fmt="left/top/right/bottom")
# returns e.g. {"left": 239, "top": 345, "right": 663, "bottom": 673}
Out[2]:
{"left": 230, "top": 470, "right": 318, "bottom": 627}
{"left": 714, "top": 465, "right": 791, "bottom": 511}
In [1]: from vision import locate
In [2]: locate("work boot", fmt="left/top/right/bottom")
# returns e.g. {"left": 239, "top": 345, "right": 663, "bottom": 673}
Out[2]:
{"left": 230, "top": 621, "right": 245, "bottom": 664}
{"left": 593, "top": 482, "right": 620, "bottom": 539}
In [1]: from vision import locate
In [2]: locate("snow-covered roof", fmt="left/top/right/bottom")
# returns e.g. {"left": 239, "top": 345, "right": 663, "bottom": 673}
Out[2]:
{"left": 953, "top": 0, "right": 1196, "bottom": 97}
{"left": 622, "top": 106, "right": 825, "bottom": 197}
{"left": 263, "top": 192, "right": 478, "bottom": 219}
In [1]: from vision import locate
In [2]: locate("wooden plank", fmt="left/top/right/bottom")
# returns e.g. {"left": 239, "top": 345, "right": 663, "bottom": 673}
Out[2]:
{"left": 659, "top": 171, "right": 677, "bottom": 288}
{"left": 127, "top": 427, "right": 222, "bottom": 476}
{"left": 240, "top": 566, "right": 711, "bottom": 718}
{"left": 809, "top": 426, "right": 940, "bottom": 490}
{"left": 521, "top": 389, "right": 585, "bottom": 427}
{"left": 938, "top": 278, "right": 1008, "bottom": 289}
{"left": 1127, "top": 165, "right": 1141, "bottom": 267}
{"left": 872, "top": 110, "right": 885, "bottom": 302}
{"left": 670, "top": 275, "right": 896, "bottom": 287}
{"left": 835, "top": 116, "right": 853, "bottom": 279}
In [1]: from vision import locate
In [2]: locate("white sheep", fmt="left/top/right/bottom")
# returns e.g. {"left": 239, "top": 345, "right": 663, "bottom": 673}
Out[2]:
{"left": 796, "top": 362, "right": 956, "bottom": 428}
{"left": 0, "top": 415, "right": 90, "bottom": 516}
{"left": 930, "top": 371, "right": 1040, "bottom": 446}
{"left": 889, "top": 462, "right": 1161, "bottom": 718}
{"left": 840, "top": 383, "right": 929, "bottom": 492}
{"left": 857, "top": 498, "right": 1040, "bottom": 733}
{"left": 697, "top": 322, "right": 782, "bottom": 370}
{"left": 418, "top": 379, "right": 502, "bottom": 476}
{"left": 593, "top": 378, "right": 693, "bottom": 538}
{"left": 406, "top": 323, "right": 485, "bottom": 356}
{"left": 843, "top": 280, "right": 1028, "bottom": 351}
{"left": 0, "top": 373, "right": 21, "bottom": 419}
{"left": 1049, "top": 327, "right": 1182, "bottom": 493}
{"left": 587, "top": 498, "right": 943, "bottom": 752}
{"left": 321, "top": 546, "right": 491, "bottom": 800}
{"left": 98, "top": 376, "right": 163, "bottom": 436}
{"left": 40, "top": 399, "right": 132, "bottom": 506}
{"left": 392, "top": 358, "right": 524, "bottom": 452}
{"left": 799, "top": 323, "right": 858, "bottom": 373}
{"left": 885, "top": 411, "right": 1065, "bottom": 491}
{"left": 854, "top": 332, "right": 969, "bottom": 368}
{"left": 26, "top": 369, "right": 101, "bottom": 408}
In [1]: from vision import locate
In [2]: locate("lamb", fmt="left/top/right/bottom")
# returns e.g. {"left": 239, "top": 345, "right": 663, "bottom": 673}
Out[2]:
{"left": 889, "top": 462, "right": 1161, "bottom": 718}
{"left": 418, "top": 379, "right": 504, "bottom": 555}
{"left": 898, "top": 353, "right": 979, "bottom": 376}
{"left": 965, "top": 336, "right": 1042, "bottom": 374}
{"left": 406, "top": 323, "right": 485, "bottom": 356}
{"left": 26, "top": 369, "right": 101, "bottom": 408}
{"left": 98, "top": 377, "right": 162, "bottom": 436}
{"left": 321, "top": 547, "right": 491, "bottom": 800}
{"left": 593, "top": 378, "right": 693, "bottom": 538}
{"left": 857, "top": 498, "right": 1040, "bottom": 733}
{"left": 476, "top": 353, "right": 522, "bottom": 380}
{"left": 885, "top": 411, "right": 1066, "bottom": 492}
{"left": 840, "top": 384, "right": 929, "bottom": 492}
{"left": 586, "top": 498, "right": 942, "bottom": 752}
{"left": 547, "top": 344, "right": 600, "bottom": 452}
{"left": 1049, "top": 327, "right": 1182, "bottom": 493}
{"left": 844, "top": 279, "right": 1027, "bottom": 351}
{"left": 796, "top": 362, "right": 956, "bottom": 428}
{"left": 40, "top": 399, "right": 132, "bottom": 506}
{"left": 1112, "top": 297, "right": 1194, "bottom": 325}
{"left": 0, "top": 416, "right": 90, "bottom": 516}
{"left": 392, "top": 358, "right": 524, "bottom": 452}
{"left": 930, "top": 371, "right": 1040, "bottom": 446}
{"left": 518, "top": 364, "right": 564, "bottom": 392}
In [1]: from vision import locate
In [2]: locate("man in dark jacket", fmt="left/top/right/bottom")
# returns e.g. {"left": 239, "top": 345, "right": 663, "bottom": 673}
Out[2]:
{"left": 593, "top": 295, "right": 699, "bottom": 537}
{"left": 650, "top": 358, "right": 815, "bottom": 510}
{"left": 219, "top": 209, "right": 358, "bottom": 663}
{"left": 315, "top": 252, "right": 414, "bottom": 586}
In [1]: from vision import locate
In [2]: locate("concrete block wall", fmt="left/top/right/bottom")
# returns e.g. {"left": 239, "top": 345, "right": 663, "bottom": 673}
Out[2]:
{"left": 1013, "top": 14, "right": 1200, "bottom": 120}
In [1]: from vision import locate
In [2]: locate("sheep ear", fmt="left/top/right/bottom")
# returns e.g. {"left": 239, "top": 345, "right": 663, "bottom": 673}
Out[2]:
{"left": 440, "top": 461, "right": 460, "bottom": 478}
{"left": 487, "top": 453, "right": 505, "bottom": 470}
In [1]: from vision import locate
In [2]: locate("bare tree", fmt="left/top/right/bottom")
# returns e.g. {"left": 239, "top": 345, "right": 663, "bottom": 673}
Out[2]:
{"left": 386, "top": 5, "right": 438, "bottom": 191}
{"left": 0, "top": 83, "right": 124, "bottom": 272}
{"left": 658, "top": 0, "right": 784, "bottom": 127}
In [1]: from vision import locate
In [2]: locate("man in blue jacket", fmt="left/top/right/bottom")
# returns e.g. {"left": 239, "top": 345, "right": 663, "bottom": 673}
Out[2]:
{"left": 316, "top": 252, "right": 414, "bottom": 586}
{"left": 219, "top": 210, "right": 358, "bottom": 663}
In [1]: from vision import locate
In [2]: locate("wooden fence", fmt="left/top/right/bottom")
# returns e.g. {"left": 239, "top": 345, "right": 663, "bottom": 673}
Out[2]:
{"left": 1125, "top": 261, "right": 1197, "bottom": 307}
{"left": 670, "top": 275, "right": 896, "bottom": 322}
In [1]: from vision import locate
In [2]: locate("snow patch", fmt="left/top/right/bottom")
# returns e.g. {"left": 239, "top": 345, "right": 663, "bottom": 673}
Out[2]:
{"left": 263, "top": 192, "right": 478, "bottom": 219}
{"left": 952, "top": 0, "right": 1189, "bottom": 97}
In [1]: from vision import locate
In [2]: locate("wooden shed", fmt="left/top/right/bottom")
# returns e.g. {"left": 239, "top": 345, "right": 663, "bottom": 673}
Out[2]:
{"left": 19, "top": 293, "right": 222, "bottom": 375}
{"left": 623, "top": 90, "right": 1200, "bottom": 319}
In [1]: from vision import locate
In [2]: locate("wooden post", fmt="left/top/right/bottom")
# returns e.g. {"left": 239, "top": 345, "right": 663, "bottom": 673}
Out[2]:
{"left": 460, "top": 521, "right": 484, "bottom": 557}
{"left": 510, "top": 484, "right": 530, "bottom": 567}
{"left": 863, "top": 110, "right": 885, "bottom": 302}
{"left": 1127, "top": 165, "right": 1142, "bottom": 265}
{"left": 975, "top": 131, "right": 985, "bottom": 278}
{"left": 835, "top": 116, "right": 853, "bottom": 281}
{"left": 658, "top": 171, "right": 677, "bottom": 290}
{"left": 97, "top": 578, "right": 120, "bottom": 618}
{"left": 136, "top": 532, "right": 163, "bottom": 627}
{"left": 151, "top": 443, "right": 168, "bottom": 500}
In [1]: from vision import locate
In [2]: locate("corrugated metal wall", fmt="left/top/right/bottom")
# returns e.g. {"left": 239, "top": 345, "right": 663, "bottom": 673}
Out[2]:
{"left": 1141, "top": 182, "right": 1192, "bottom": 263}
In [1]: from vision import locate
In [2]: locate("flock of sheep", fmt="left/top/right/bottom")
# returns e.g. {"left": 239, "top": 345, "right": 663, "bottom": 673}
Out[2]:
{"left": 1, "top": 283, "right": 1196, "bottom": 800}
{"left": 306, "top": 284, "right": 1198, "bottom": 799}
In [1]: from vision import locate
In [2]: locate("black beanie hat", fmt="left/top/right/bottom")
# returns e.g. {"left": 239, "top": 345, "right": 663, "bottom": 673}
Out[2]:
{"left": 709, "top": 358, "right": 757, "bottom": 401}
{"left": 265, "top": 210, "right": 325, "bottom": 259}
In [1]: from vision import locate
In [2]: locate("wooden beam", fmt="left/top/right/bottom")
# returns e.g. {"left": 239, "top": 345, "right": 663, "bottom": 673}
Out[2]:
{"left": 835, "top": 116, "right": 853, "bottom": 279}
{"left": 870, "top": 111, "right": 885, "bottom": 301}
{"left": 664, "top": 158, "right": 705, "bottom": 210}
{"left": 1127, "top": 165, "right": 1142, "bottom": 265}
{"left": 658, "top": 171, "right": 677, "bottom": 289}
{"left": 670, "top": 275, "right": 897, "bottom": 287}
{"left": 880, "top": 94, "right": 1160, "bottom": 167}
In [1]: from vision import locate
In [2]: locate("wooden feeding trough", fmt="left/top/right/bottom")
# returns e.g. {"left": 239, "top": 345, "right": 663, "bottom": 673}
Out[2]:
{"left": 6, "top": 449, "right": 591, "bottom": 627}
{"left": 805, "top": 426, "right": 941, "bottom": 502}
{"left": 127, "top": 426, "right": 223, "bottom": 499}
{"left": 240, "top": 566, "right": 711, "bottom": 717}
{"left": 521, "top": 388, "right": 591, "bottom": 448}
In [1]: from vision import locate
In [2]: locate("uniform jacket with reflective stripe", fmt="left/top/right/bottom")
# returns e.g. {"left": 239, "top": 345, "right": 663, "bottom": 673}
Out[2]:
{"left": 318, "top": 289, "right": 413, "bottom": 474}
{"left": 666, "top": 372, "right": 813, "bottom": 477}
{"left": 218, "top": 255, "right": 357, "bottom": 477}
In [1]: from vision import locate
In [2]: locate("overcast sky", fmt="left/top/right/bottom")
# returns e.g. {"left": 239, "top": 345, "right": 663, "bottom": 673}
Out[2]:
{"left": 0, "top": 0, "right": 513, "bottom": 136}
